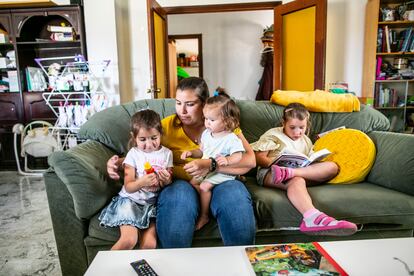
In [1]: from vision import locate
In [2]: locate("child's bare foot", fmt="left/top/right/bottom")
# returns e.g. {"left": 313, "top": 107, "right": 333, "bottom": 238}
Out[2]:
{"left": 195, "top": 215, "right": 209, "bottom": 230}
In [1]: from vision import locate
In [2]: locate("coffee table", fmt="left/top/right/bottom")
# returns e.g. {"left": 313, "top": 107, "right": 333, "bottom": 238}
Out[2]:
{"left": 85, "top": 237, "right": 414, "bottom": 276}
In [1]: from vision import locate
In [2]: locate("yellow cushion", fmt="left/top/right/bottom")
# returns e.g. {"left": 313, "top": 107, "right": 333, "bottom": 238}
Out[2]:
{"left": 313, "top": 129, "right": 376, "bottom": 184}
{"left": 270, "top": 90, "right": 360, "bottom": 112}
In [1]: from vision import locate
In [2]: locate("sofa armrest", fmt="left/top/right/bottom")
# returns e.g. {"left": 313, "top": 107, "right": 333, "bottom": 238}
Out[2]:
{"left": 367, "top": 131, "right": 414, "bottom": 196}
{"left": 44, "top": 171, "right": 89, "bottom": 276}
{"left": 48, "top": 140, "right": 122, "bottom": 219}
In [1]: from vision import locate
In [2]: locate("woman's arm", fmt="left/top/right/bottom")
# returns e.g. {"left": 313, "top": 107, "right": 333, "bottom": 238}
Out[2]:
{"left": 107, "top": 155, "right": 125, "bottom": 180}
{"left": 123, "top": 164, "right": 158, "bottom": 193}
{"left": 184, "top": 132, "right": 256, "bottom": 178}
{"left": 217, "top": 132, "right": 256, "bottom": 175}
{"left": 255, "top": 150, "right": 273, "bottom": 168}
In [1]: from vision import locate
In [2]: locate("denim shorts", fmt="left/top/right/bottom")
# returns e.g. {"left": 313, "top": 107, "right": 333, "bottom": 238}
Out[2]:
{"left": 98, "top": 196, "right": 156, "bottom": 229}
{"left": 256, "top": 167, "right": 271, "bottom": 186}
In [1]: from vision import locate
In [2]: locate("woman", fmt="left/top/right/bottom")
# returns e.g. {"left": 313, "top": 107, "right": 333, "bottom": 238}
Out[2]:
{"left": 107, "top": 77, "right": 256, "bottom": 247}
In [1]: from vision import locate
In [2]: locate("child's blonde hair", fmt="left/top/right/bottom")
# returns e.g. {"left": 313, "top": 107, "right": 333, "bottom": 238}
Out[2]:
{"left": 205, "top": 87, "right": 240, "bottom": 131}
{"left": 282, "top": 102, "right": 311, "bottom": 135}
{"left": 128, "top": 109, "right": 162, "bottom": 148}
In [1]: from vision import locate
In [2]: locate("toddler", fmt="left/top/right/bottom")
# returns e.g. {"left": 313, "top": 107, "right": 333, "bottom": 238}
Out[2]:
{"left": 99, "top": 109, "right": 173, "bottom": 249}
{"left": 181, "top": 89, "right": 245, "bottom": 230}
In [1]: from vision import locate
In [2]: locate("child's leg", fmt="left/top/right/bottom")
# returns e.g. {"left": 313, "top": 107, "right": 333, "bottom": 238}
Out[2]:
{"left": 139, "top": 222, "right": 157, "bottom": 249}
{"left": 196, "top": 181, "right": 213, "bottom": 230}
{"left": 111, "top": 225, "right": 138, "bottom": 250}
{"left": 270, "top": 161, "right": 338, "bottom": 184}
{"left": 264, "top": 174, "right": 357, "bottom": 236}
{"left": 292, "top": 161, "right": 339, "bottom": 182}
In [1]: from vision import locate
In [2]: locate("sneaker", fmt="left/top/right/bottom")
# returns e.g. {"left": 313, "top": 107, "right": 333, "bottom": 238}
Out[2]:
{"left": 300, "top": 212, "right": 357, "bottom": 236}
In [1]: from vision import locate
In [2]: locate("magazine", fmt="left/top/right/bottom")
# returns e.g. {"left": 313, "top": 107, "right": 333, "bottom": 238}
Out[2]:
{"left": 272, "top": 148, "right": 331, "bottom": 168}
{"left": 245, "top": 243, "right": 348, "bottom": 276}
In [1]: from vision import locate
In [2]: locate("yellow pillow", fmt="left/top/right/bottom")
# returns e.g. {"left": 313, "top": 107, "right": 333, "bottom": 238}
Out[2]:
{"left": 313, "top": 129, "right": 376, "bottom": 184}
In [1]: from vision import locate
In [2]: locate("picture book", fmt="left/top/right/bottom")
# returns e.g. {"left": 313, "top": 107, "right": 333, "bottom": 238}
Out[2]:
{"left": 272, "top": 148, "right": 331, "bottom": 168}
{"left": 245, "top": 243, "right": 348, "bottom": 276}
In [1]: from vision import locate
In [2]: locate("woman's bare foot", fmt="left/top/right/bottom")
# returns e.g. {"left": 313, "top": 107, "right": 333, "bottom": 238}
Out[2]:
{"left": 195, "top": 215, "right": 209, "bottom": 230}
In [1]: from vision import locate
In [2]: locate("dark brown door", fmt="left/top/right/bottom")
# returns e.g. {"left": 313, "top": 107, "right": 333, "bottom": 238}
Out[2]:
{"left": 274, "top": 0, "right": 327, "bottom": 91}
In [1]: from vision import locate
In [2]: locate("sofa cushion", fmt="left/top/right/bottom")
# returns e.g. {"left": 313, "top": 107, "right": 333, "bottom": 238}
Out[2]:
{"left": 88, "top": 210, "right": 223, "bottom": 244}
{"left": 48, "top": 141, "right": 121, "bottom": 219}
{"left": 78, "top": 99, "right": 176, "bottom": 155}
{"left": 368, "top": 131, "right": 414, "bottom": 196}
{"left": 245, "top": 178, "right": 414, "bottom": 230}
{"left": 80, "top": 100, "right": 389, "bottom": 156}
{"left": 237, "top": 101, "right": 390, "bottom": 143}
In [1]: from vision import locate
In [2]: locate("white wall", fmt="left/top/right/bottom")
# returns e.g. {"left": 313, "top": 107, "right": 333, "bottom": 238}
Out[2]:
{"left": 325, "top": 0, "right": 367, "bottom": 95}
{"left": 82, "top": 0, "right": 368, "bottom": 101}
{"left": 84, "top": 0, "right": 151, "bottom": 103}
{"left": 84, "top": 0, "right": 120, "bottom": 105}
{"left": 169, "top": 11, "right": 273, "bottom": 100}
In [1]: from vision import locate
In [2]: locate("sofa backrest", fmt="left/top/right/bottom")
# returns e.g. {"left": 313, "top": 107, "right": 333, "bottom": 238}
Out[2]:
{"left": 79, "top": 99, "right": 390, "bottom": 155}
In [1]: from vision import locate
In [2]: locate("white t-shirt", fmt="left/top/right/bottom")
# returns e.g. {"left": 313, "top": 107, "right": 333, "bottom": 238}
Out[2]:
{"left": 200, "top": 129, "right": 245, "bottom": 159}
{"left": 119, "top": 146, "right": 173, "bottom": 204}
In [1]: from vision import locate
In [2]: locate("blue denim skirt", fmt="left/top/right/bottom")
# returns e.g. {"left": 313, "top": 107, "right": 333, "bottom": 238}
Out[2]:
{"left": 98, "top": 196, "right": 156, "bottom": 229}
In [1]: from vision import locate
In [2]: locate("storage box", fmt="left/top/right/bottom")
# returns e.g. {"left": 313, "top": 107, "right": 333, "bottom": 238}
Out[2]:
{"left": 0, "top": 57, "right": 8, "bottom": 68}
{"left": 7, "top": 70, "right": 19, "bottom": 92}
{"left": 0, "top": 33, "right": 9, "bottom": 44}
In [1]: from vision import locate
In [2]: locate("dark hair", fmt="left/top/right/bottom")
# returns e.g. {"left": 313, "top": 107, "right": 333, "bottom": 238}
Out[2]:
{"left": 176, "top": 77, "right": 209, "bottom": 104}
{"left": 282, "top": 102, "right": 311, "bottom": 135}
{"left": 128, "top": 109, "right": 162, "bottom": 148}
{"left": 205, "top": 87, "right": 240, "bottom": 131}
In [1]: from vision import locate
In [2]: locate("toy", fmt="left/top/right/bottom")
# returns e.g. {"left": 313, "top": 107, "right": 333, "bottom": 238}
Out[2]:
{"left": 144, "top": 162, "right": 155, "bottom": 174}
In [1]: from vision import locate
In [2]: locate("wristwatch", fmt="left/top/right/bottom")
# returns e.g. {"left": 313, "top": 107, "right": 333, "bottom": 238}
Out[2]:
{"left": 209, "top": 157, "right": 217, "bottom": 172}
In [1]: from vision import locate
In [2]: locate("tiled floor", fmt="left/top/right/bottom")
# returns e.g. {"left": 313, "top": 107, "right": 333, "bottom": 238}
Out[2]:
{"left": 0, "top": 171, "right": 61, "bottom": 276}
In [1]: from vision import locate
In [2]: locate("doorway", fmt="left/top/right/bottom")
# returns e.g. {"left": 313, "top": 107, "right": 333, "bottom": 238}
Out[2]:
{"left": 147, "top": 1, "right": 279, "bottom": 99}
{"left": 168, "top": 34, "right": 203, "bottom": 79}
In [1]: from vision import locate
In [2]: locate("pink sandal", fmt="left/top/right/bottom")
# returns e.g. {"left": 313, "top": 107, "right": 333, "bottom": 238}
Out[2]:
{"left": 271, "top": 165, "right": 293, "bottom": 185}
{"left": 300, "top": 212, "right": 357, "bottom": 236}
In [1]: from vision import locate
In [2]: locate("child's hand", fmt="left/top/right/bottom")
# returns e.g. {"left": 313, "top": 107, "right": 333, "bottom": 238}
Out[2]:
{"left": 142, "top": 173, "right": 159, "bottom": 187}
{"left": 215, "top": 155, "right": 229, "bottom": 166}
{"left": 157, "top": 169, "right": 172, "bottom": 187}
{"left": 181, "top": 151, "right": 192, "bottom": 160}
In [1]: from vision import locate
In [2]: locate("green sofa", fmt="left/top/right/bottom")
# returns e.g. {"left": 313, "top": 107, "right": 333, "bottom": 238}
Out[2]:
{"left": 44, "top": 99, "right": 414, "bottom": 276}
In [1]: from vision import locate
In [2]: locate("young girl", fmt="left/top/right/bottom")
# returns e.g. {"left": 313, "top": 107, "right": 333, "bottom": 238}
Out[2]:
{"left": 181, "top": 89, "right": 245, "bottom": 230}
{"left": 251, "top": 102, "right": 357, "bottom": 236}
{"left": 99, "top": 109, "right": 173, "bottom": 250}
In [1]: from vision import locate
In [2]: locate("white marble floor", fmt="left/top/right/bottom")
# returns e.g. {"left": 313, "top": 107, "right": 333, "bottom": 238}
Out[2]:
{"left": 0, "top": 171, "right": 61, "bottom": 276}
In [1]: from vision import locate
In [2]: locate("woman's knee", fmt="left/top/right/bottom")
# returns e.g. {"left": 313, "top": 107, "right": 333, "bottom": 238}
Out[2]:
{"left": 158, "top": 180, "right": 198, "bottom": 210}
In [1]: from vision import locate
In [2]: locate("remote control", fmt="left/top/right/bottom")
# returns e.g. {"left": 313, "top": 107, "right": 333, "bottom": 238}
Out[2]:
{"left": 130, "top": 259, "right": 158, "bottom": 276}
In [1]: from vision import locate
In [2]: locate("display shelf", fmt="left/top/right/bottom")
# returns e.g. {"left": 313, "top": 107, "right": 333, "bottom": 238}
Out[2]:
{"left": 363, "top": 0, "right": 414, "bottom": 133}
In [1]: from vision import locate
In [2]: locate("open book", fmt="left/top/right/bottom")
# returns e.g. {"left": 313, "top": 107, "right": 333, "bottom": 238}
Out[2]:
{"left": 272, "top": 148, "right": 331, "bottom": 168}
{"left": 245, "top": 243, "right": 347, "bottom": 276}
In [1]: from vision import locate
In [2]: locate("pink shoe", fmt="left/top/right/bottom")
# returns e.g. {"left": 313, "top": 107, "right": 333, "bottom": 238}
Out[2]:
{"left": 271, "top": 165, "right": 293, "bottom": 185}
{"left": 300, "top": 212, "right": 357, "bottom": 236}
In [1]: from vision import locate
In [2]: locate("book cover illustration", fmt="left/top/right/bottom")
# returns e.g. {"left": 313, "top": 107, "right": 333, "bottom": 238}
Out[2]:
{"left": 272, "top": 148, "right": 331, "bottom": 168}
{"left": 245, "top": 243, "right": 347, "bottom": 276}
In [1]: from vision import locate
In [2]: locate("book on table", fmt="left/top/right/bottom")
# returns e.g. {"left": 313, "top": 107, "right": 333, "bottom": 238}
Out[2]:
{"left": 272, "top": 148, "right": 331, "bottom": 168}
{"left": 245, "top": 243, "right": 348, "bottom": 276}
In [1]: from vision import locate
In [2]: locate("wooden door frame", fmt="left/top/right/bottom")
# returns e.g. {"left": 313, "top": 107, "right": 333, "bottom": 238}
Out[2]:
{"left": 147, "top": 0, "right": 169, "bottom": 98}
{"left": 273, "top": 0, "right": 327, "bottom": 90}
{"left": 148, "top": 1, "right": 281, "bottom": 98}
{"left": 164, "top": 1, "right": 281, "bottom": 14}
{"left": 168, "top": 34, "right": 203, "bottom": 78}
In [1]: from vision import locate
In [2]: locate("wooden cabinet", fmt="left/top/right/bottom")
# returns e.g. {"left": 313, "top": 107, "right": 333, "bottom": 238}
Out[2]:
{"left": 362, "top": 0, "right": 414, "bottom": 133}
{"left": 0, "top": 5, "right": 87, "bottom": 169}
